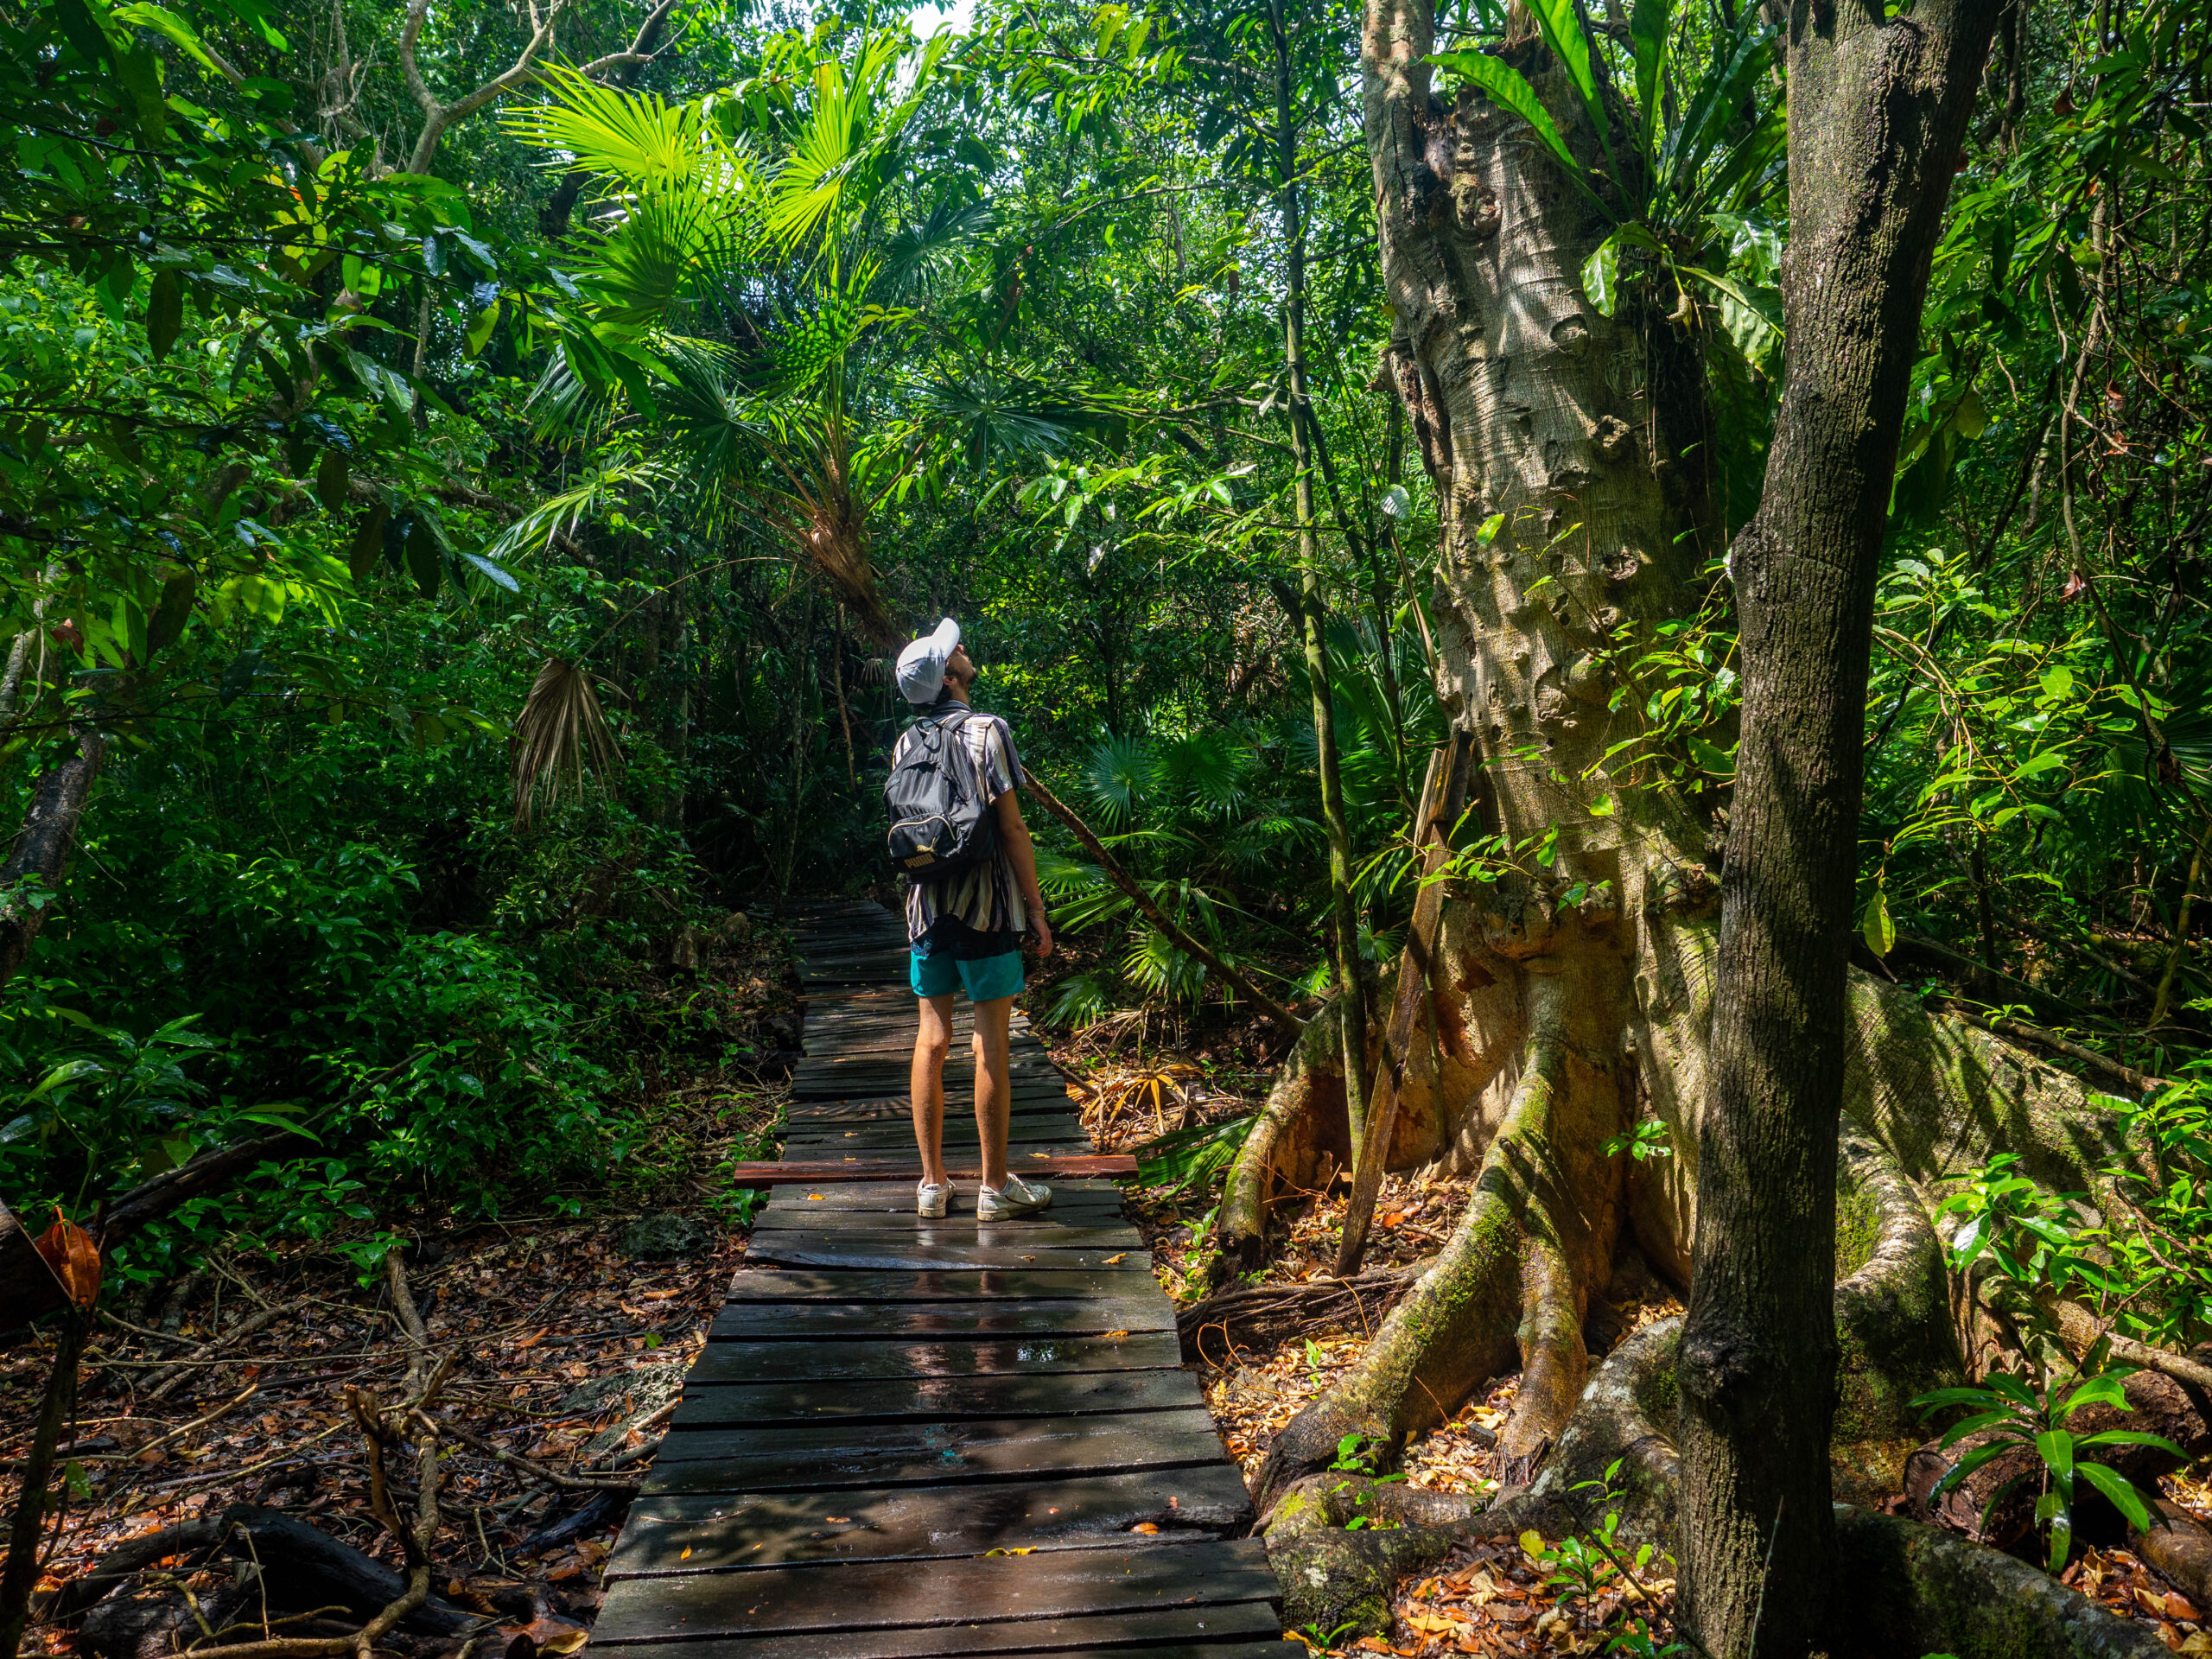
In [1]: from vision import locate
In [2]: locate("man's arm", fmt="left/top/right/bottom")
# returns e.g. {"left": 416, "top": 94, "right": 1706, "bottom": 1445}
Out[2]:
{"left": 993, "top": 790, "right": 1054, "bottom": 958}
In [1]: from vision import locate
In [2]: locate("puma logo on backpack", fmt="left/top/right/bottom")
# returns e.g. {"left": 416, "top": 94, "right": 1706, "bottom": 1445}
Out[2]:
{"left": 885, "top": 710, "right": 1000, "bottom": 881}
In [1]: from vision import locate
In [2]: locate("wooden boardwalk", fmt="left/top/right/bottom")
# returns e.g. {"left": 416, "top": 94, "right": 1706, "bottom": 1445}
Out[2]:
{"left": 594, "top": 898, "right": 1282, "bottom": 1659}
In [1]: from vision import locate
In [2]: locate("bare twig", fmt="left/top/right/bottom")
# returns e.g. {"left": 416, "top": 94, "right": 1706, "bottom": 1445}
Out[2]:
{"left": 441, "top": 1423, "right": 639, "bottom": 1495}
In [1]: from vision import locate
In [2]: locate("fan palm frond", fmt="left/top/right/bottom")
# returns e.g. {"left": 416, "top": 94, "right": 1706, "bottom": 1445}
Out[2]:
{"left": 512, "top": 657, "right": 621, "bottom": 828}
{"left": 766, "top": 31, "right": 952, "bottom": 252}
{"left": 505, "top": 65, "right": 709, "bottom": 195}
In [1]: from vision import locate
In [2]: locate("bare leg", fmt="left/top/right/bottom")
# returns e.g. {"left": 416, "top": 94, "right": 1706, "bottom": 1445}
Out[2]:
{"left": 972, "top": 995, "right": 1013, "bottom": 1190}
{"left": 912, "top": 994, "right": 955, "bottom": 1186}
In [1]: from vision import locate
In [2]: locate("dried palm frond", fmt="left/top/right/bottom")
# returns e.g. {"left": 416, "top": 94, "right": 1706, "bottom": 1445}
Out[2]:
{"left": 512, "top": 657, "right": 621, "bottom": 828}
{"left": 1080, "top": 1061, "right": 1204, "bottom": 1141}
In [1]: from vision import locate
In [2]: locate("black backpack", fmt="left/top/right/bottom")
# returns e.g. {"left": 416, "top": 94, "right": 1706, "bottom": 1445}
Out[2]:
{"left": 885, "top": 709, "right": 1000, "bottom": 882}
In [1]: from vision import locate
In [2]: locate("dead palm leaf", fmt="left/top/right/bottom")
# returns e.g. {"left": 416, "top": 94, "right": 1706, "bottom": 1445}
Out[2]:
{"left": 512, "top": 657, "right": 621, "bottom": 828}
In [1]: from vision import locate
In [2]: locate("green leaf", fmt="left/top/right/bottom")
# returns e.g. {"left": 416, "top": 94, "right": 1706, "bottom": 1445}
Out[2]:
{"left": 1862, "top": 888, "right": 1895, "bottom": 957}
{"left": 1427, "top": 53, "right": 1586, "bottom": 196}
{"left": 112, "top": 2, "right": 219, "bottom": 72}
{"left": 2058, "top": 1373, "right": 2128, "bottom": 1418}
{"left": 2075, "top": 1429, "right": 2189, "bottom": 1458}
{"left": 1582, "top": 232, "right": 1620, "bottom": 317}
{"left": 147, "top": 269, "right": 182, "bottom": 360}
{"left": 460, "top": 551, "right": 519, "bottom": 594}
{"left": 316, "top": 448, "right": 350, "bottom": 514}
{"left": 146, "top": 570, "right": 195, "bottom": 656}
{"left": 218, "top": 649, "right": 262, "bottom": 707}
{"left": 2034, "top": 1429, "right": 2074, "bottom": 1478}
{"left": 1629, "top": 0, "right": 1669, "bottom": 164}
{"left": 465, "top": 300, "right": 501, "bottom": 359}
{"left": 1522, "top": 0, "right": 1607, "bottom": 151}
{"left": 53, "top": 0, "right": 118, "bottom": 67}
{"left": 348, "top": 503, "right": 389, "bottom": 585}
{"left": 405, "top": 517, "right": 442, "bottom": 600}
{"left": 2075, "top": 1461, "right": 2154, "bottom": 1532}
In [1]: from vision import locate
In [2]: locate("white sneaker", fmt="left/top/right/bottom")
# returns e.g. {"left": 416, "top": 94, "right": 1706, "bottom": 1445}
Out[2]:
{"left": 916, "top": 1180, "right": 950, "bottom": 1219}
{"left": 976, "top": 1174, "right": 1052, "bottom": 1220}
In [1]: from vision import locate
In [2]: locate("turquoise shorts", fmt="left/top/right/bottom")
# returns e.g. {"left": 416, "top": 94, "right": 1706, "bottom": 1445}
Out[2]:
{"left": 911, "top": 948, "right": 1025, "bottom": 1002}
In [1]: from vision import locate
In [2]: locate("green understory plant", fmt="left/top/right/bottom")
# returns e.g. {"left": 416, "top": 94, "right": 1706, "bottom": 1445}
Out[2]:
{"left": 1911, "top": 1368, "right": 2182, "bottom": 1572}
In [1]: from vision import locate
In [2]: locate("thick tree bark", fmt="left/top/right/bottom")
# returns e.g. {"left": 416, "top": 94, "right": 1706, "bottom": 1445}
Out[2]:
{"left": 1237, "top": 0, "right": 2160, "bottom": 1640}
{"left": 1677, "top": 0, "right": 2004, "bottom": 1649}
{"left": 0, "top": 723, "right": 105, "bottom": 991}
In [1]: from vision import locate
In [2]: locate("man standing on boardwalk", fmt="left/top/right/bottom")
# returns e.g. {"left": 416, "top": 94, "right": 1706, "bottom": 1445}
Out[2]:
{"left": 892, "top": 617, "right": 1055, "bottom": 1221}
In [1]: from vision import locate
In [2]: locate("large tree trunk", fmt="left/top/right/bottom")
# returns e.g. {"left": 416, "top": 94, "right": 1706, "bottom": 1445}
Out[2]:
{"left": 1679, "top": 0, "right": 2003, "bottom": 1649}
{"left": 1224, "top": 0, "right": 2153, "bottom": 1642}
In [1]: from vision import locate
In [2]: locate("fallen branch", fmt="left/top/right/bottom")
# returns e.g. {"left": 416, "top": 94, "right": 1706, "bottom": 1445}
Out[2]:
{"left": 1020, "top": 772, "right": 1306, "bottom": 1036}
{"left": 441, "top": 1423, "right": 639, "bottom": 1495}
{"left": 145, "top": 1306, "right": 283, "bottom": 1403}
{"left": 1932, "top": 1000, "right": 2162, "bottom": 1096}
{"left": 1178, "top": 1262, "right": 1427, "bottom": 1365}
{"left": 2042, "top": 1296, "right": 2212, "bottom": 1395}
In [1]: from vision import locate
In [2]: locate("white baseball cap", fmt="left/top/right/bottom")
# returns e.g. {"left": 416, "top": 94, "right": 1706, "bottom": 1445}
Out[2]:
{"left": 895, "top": 616, "right": 962, "bottom": 704}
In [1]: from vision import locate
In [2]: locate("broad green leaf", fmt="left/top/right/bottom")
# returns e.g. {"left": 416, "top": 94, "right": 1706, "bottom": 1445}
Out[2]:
{"left": 1522, "top": 0, "right": 1608, "bottom": 153}
{"left": 466, "top": 301, "right": 501, "bottom": 359}
{"left": 1582, "top": 232, "right": 1620, "bottom": 317}
{"left": 147, "top": 269, "right": 182, "bottom": 360}
{"left": 1427, "top": 53, "right": 1584, "bottom": 194}
{"left": 461, "top": 552, "right": 520, "bottom": 594}
{"left": 316, "top": 448, "right": 350, "bottom": 514}
{"left": 1862, "top": 888, "right": 1895, "bottom": 958}
{"left": 1629, "top": 0, "right": 1669, "bottom": 166}
{"left": 2075, "top": 1461, "right": 2154, "bottom": 1531}
{"left": 112, "top": 3, "right": 219, "bottom": 73}
{"left": 2034, "top": 1429, "right": 2074, "bottom": 1477}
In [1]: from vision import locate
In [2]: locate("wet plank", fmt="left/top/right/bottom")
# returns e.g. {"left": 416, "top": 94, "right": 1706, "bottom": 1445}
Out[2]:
{"left": 670, "top": 1369, "right": 1209, "bottom": 1429}
{"left": 738, "top": 1244, "right": 1150, "bottom": 1274}
{"left": 684, "top": 1332, "right": 1184, "bottom": 1383}
{"left": 705, "top": 1300, "right": 1173, "bottom": 1341}
{"left": 639, "top": 1408, "right": 1230, "bottom": 1494}
{"left": 594, "top": 1611, "right": 1287, "bottom": 1659}
{"left": 612, "top": 1465, "right": 1254, "bottom": 1571}
{"left": 594, "top": 1538, "right": 1276, "bottom": 1642}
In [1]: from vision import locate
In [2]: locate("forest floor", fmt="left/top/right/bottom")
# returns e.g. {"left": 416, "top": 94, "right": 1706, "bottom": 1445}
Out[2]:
{"left": 13, "top": 917, "right": 2212, "bottom": 1659}
{"left": 0, "top": 928, "right": 796, "bottom": 1659}
{"left": 1049, "top": 1007, "right": 2212, "bottom": 1657}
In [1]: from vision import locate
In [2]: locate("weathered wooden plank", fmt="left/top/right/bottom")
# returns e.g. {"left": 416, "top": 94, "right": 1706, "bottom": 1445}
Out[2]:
{"left": 760, "top": 1180, "right": 1124, "bottom": 1211}
{"left": 724, "top": 1268, "right": 1154, "bottom": 1300}
{"left": 706, "top": 1300, "right": 1171, "bottom": 1341}
{"left": 639, "top": 1409, "right": 1231, "bottom": 1495}
{"left": 670, "top": 1369, "right": 1210, "bottom": 1429}
{"left": 756, "top": 1211, "right": 1150, "bottom": 1238}
{"left": 722, "top": 1155, "right": 1135, "bottom": 1186}
{"left": 594, "top": 1538, "right": 1274, "bottom": 1643}
{"left": 611, "top": 1464, "right": 1253, "bottom": 1573}
{"left": 590, "top": 1611, "right": 1286, "bottom": 1659}
{"left": 743, "top": 1256, "right": 1150, "bottom": 1282}
{"left": 685, "top": 1332, "right": 1184, "bottom": 1383}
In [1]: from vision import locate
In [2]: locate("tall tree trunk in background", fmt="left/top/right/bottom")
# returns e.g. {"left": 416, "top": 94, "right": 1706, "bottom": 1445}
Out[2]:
{"left": 1273, "top": 0, "right": 1370, "bottom": 1148}
{"left": 1676, "top": 0, "right": 2004, "bottom": 1649}
{"left": 0, "top": 724, "right": 106, "bottom": 991}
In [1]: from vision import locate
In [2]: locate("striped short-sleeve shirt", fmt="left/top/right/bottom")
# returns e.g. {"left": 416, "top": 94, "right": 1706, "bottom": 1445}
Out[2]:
{"left": 893, "top": 696, "right": 1029, "bottom": 956}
